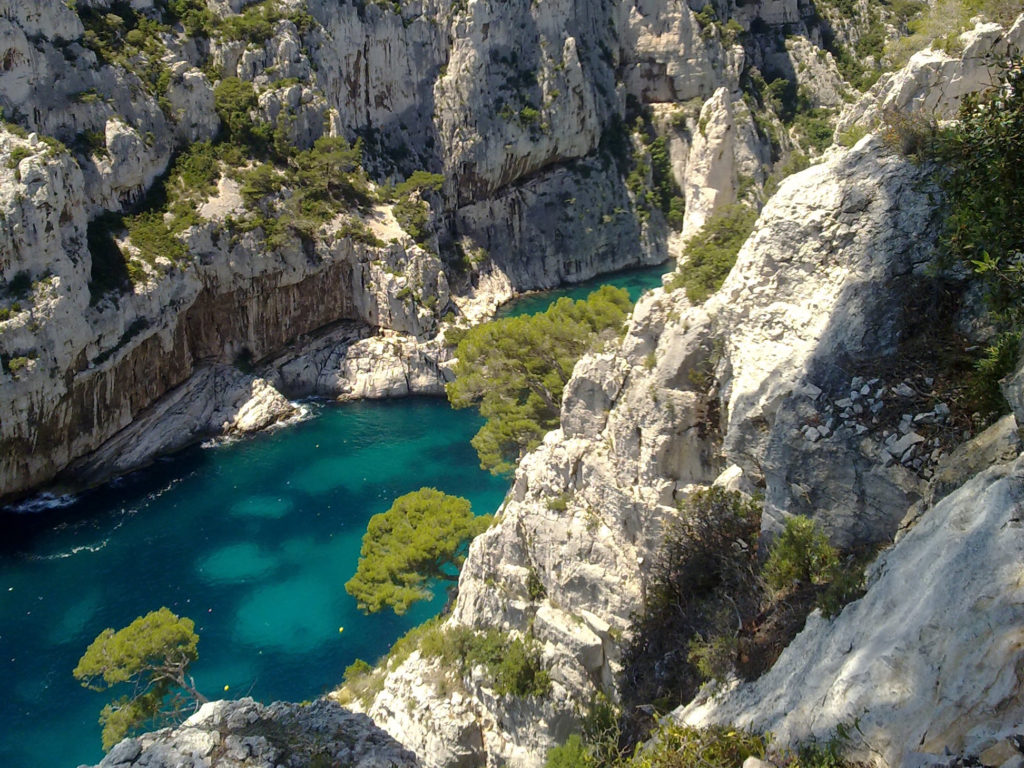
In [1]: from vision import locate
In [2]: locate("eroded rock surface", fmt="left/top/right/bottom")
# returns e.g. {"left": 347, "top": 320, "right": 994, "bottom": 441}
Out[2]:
{"left": 84, "top": 698, "right": 419, "bottom": 768}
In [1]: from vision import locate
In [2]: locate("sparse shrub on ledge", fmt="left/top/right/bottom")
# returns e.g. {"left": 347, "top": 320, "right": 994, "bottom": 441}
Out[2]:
{"left": 420, "top": 626, "right": 551, "bottom": 698}
{"left": 667, "top": 204, "right": 757, "bottom": 303}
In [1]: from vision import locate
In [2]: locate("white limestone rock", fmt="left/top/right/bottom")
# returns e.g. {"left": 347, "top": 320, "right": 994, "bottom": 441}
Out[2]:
{"left": 678, "top": 452, "right": 1024, "bottom": 767}
{"left": 356, "top": 106, "right": 982, "bottom": 766}
{"left": 85, "top": 697, "right": 419, "bottom": 768}
{"left": 710, "top": 136, "right": 938, "bottom": 545}
{"left": 223, "top": 377, "right": 299, "bottom": 434}
{"left": 835, "top": 15, "right": 1024, "bottom": 139}
{"left": 681, "top": 87, "right": 770, "bottom": 238}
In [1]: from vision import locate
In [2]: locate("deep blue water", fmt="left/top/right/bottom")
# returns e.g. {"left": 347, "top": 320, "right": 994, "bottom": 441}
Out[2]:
{"left": 0, "top": 260, "right": 671, "bottom": 768}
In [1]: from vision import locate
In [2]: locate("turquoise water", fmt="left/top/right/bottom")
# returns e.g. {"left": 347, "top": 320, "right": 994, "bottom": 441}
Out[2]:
{"left": 496, "top": 261, "right": 671, "bottom": 318}
{"left": 0, "top": 399, "right": 508, "bottom": 768}
{"left": 0, "top": 260, "right": 671, "bottom": 768}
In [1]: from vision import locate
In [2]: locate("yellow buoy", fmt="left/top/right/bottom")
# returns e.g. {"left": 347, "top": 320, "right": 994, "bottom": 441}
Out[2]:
{"left": 224, "top": 685, "right": 230, "bottom": 691}
{"left": 338, "top": 627, "right": 344, "bottom": 633}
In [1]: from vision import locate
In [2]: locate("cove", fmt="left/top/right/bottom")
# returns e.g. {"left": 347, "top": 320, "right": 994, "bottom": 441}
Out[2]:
{"left": 0, "top": 399, "right": 507, "bottom": 768}
{"left": 0, "top": 260, "right": 671, "bottom": 768}
{"left": 496, "top": 261, "right": 672, "bottom": 318}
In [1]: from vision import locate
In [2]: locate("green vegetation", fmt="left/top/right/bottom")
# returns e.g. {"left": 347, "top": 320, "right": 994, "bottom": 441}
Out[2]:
{"left": 447, "top": 286, "right": 632, "bottom": 474}
{"left": 345, "top": 488, "right": 492, "bottom": 615}
{"left": 420, "top": 625, "right": 551, "bottom": 697}
{"left": 628, "top": 724, "right": 767, "bottom": 768}
{"left": 6, "top": 355, "right": 33, "bottom": 375}
{"left": 793, "top": 107, "right": 835, "bottom": 154}
{"left": 73, "top": 608, "right": 206, "bottom": 750}
{"left": 626, "top": 129, "right": 685, "bottom": 229}
{"left": 338, "top": 619, "right": 549, "bottom": 706}
{"left": 7, "top": 146, "right": 32, "bottom": 180}
{"left": 619, "top": 491, "right": 866, "bottom": 748}
{"left": 234, "top": 135, "right": 373, "bottom": 245}
{"left": 667, "top": 204, "right": 757, "bottom": 303}
{"left": 622, "top": 488, "right": 762, "bottom": 723}
{"left": 764, "top": 516, "right": 840, "bottom": 592}
{"left": 86, "top": 141, "right": 224, "bottom": 299}
{"left": 213, "top": 78, "right": 265, "bottom": 148}
{"left": 883, "top": 59, "right": 1024, "bottom": 417}
{"left": 545, "top": 733, "right": 595, "bottom": 768}
{"left": 938, "top": 60, "right": 1024, "bottom": 313}
{"left": 546, "top": 719, "right": 868, "bottom": 768}
{"left": 78, "top": 3, "right": 173, "bottom": 112}
{"left": 526, "top": 567, "right": 547, "bottom": 600}
{"left": 837, "top": 123, "right": 871, "bottom": 147}
{"left": 885, "top": 0, "right": 1019, "bottom": 70}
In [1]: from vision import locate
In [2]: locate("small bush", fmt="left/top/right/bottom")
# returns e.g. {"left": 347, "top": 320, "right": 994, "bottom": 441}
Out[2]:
{"left": 621, "top": 488, "right": 762, "bottom": 731}
{"left": 627, "top": 724, "right": 768, "bottom": 768}
{"left": 239, "top": 164, "right": 284, "bottom": 208}
{"left": 544, "top": 734, "right": 596, "bottom": 768}
{"left": 7, "top": 146, "right": 32, "bottom": 177}
{"left": 687, "top": 634, "right": 739, "bottom": 684}
{"left": 667, "top": 204, "right": 757, "bottom": 303}
{"left": 393, "top": 197, "right": 430, "bottom": 243}
{"left": 494, "top": 637, "right": 550, "bottom": 697}
{"left": 880, "top": 108, "right": 940, "bottom": 158}
{"left": 214, "top": 78, "right": 266, "bottom": 150}
{"left": 420, "top": 626, "right": 550, "bottom": 698}
{"left": 816, "top": 557, "right": 867, "bottom": 619}
{"left": 394, "top": 170, "right": 444, "bottom": 197}
{"left": 125, "top": 211, "right": 188, "bottom": 267}
{"left": 837, "top": 124, "right": 870, "bottom": 147}
{"left": 763, "top": 516, "right": 839, "bottom": 592}
{"left": 526, "top": 568, "right": 547, "bottom": 601}
{"left": 6, "top": 355, "right": 32, "bottom": 374}
{"left": 546, "top": 492, "right": 571, "bottom": 512}
{"left": 793, "top": 107, "right": 835, "bottom": 153}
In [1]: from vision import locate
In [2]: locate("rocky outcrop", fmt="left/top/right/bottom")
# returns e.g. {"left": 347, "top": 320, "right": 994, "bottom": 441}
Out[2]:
{"left": 347, "top": 130, "right": 954, "bottom": 766}
{"left": 348, "top": 17, "right": 1024, "bottom": 759}
{"left": 678, "top": 445, "right": 1024, "bottom": 768}
{"left": 835, "top": 17, "right": 1024, "bottom": 138}
{"left": 680, "top": 86, "right": 770, "bottom": 237}
{"left": 0, "top": 124, "right": 456, "bottom": 499}
{"left": 84, "top": 697, "right": 419, "bottom": 768}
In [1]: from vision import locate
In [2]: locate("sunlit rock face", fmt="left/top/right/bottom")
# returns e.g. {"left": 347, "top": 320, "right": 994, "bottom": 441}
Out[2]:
{"left": 86, "top": 698, "right": 421, "bottom": 768}
{"left": 343, "top": 19, "right": 1024, "bottom": 765}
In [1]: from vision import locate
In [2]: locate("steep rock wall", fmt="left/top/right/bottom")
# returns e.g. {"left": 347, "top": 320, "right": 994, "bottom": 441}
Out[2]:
{"left": 346, "top": 23, "right": 1024, "bottom": 762}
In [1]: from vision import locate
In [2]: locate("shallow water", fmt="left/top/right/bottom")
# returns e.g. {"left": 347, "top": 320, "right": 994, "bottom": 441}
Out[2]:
{"left": 0, "top": 260, "right": 671, "bottom": 768}
{"left": 0, "top": 399, "right": 508, "bottom": 768}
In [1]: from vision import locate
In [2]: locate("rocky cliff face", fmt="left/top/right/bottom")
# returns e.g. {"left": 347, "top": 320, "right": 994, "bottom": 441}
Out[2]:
{"left": 83, "top": 697, "right": 419, "bottom": 768}
{"left": 7, "top": 0, "right": 1023, "bottom": 765}
{"left": 335, "top": 18, "right": 1024, "bottom": 767}
{"left": 0, "top": 0, "right": 841, "bottom": 501}
{"left": 0, "top": 0, "right": 781, "bottom": 501}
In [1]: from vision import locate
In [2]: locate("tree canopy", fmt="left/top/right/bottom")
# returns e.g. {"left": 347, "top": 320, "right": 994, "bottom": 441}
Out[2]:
{"left": 345, "top": 488, "right": 492, "bottom": 615}
{"left": 73, "top": 607, "right": 207, "bottom": 750}
{"left": 447, "top": 285, "right": 633, "bottom": 474}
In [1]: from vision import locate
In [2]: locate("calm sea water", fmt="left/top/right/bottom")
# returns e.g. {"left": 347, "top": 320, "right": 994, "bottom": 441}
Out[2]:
{"left": 0, "top": 400, "right": 508, "bottom": 768}
{"left": 0, "top": 261, "right": 670, "bottom": 768}
{"left": 496, "top": 261, "right": 671, "bottom": 318}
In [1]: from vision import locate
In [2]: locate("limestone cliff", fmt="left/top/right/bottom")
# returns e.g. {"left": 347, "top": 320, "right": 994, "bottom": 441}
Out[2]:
{"left": 7, "top": 0, "right": 1024, "bottom": 765}
{"left": 333, "top": 18, "right": 1024, "bottom": 767}
{"left": 3, "top": 0, "right": 821, "bottom": 502}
